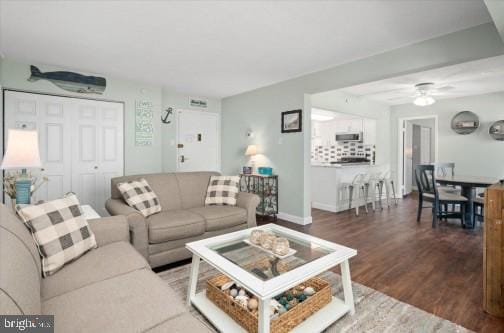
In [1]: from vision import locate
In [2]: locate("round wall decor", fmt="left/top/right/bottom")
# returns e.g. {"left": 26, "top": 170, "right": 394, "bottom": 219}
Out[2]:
{"left": 489, "top": 120, "right": 504, "bottom": 141}
{"left": 451, "top": 111, "right": 479, "bottom": 135}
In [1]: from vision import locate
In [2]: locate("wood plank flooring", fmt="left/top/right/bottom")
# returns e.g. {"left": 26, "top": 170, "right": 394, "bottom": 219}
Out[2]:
{"left": 259, "top": 194, "right": 504, "bottom": 333}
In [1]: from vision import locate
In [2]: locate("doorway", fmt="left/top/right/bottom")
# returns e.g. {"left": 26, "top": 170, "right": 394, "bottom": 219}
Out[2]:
{"left": 399, "top": 116, "right": 438, "bottom": 195}
{"left": 176, "top": 109, "right": 219, "bottom": 172}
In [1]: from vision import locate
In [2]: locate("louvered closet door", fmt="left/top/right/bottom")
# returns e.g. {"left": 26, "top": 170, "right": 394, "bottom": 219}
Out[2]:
{"left": 3, "top": 91, "right": 123, "bottom": 216}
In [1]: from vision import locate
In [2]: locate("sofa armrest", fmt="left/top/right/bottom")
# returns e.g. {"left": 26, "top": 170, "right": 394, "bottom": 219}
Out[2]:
{"left": 236, "top": 192, "right": 260, "bottom": 228}
{"left": 105, "top": 198, "right": 149, "bottom": 259}
{"left": 88, "top": 215, "right": 129, "bottom": 247}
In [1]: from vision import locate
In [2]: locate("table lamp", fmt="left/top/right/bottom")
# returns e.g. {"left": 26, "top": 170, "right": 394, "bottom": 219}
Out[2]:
{"left": 1, "top": 129, "right": 42, "bottom": 205}
{"left": 245, "top": 144, "right": 258, "bottom": 173}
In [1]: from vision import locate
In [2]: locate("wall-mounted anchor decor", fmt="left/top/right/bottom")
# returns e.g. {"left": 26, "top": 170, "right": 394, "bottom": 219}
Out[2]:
{"left": 450, "top": 111, "right": 479, "bottom": 135}
{"left": 162, "top": 107, "right": 173, "bottom": 124}
{"left": 28, "top": 65, "right": 106, "bottom": 94}
{"left": 489, "top": 120, "right": 504, "bottom": 141}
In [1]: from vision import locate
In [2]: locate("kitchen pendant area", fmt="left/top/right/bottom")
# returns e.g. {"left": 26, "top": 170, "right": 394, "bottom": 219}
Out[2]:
{"left": 310, "top": 90, "right": 391, "bottom": 214}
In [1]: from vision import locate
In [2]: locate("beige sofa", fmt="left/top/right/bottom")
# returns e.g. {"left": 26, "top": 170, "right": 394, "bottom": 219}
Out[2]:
{"left": 106, "top": 171, "right": 260, "bottom": 268}
{"left": 0, "top": 203, "right": 211, "bottom": 333}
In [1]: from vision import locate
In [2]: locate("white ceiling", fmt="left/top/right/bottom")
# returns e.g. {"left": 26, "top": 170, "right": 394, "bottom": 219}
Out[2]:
{"left": 340, "top": 55, "right": 504, "bottom": 105}
{"left": 0, "top": 1, "right": 493, "bottom": 98}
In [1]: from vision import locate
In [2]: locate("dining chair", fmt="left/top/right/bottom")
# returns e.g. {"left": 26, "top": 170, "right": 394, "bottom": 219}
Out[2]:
{"left": 415, "top": 164, "right": 468, "bottom": 228}
{"left": 474, "top": 191, "right": 485, "bottom": 223}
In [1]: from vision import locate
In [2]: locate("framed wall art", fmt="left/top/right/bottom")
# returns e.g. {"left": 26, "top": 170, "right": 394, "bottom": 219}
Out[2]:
{"left": 281, "top": 109, "right": 302, "bottom": 133}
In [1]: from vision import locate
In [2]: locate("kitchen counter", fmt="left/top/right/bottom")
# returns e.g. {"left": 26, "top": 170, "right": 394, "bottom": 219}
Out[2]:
{"left": 311, "top": 163, "right": 388, "bottom": 213}
{"left": 311, "top": 163, "right": 381, "bottom": 168}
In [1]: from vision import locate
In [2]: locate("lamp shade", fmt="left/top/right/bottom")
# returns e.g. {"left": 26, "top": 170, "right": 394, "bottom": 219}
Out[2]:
{"left": 1, "top": 129, "right": 42, "bottom": 169}
{"left": 245, "top": 144, "right": 258, "bottom": 156}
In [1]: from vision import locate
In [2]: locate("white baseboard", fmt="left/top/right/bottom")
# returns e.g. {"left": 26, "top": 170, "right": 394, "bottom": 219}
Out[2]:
{"left": 311, "top": 202, "right": 337, "bottom": 212}
{"left": 277, "top": 212, "right": 312, "bottom": 225}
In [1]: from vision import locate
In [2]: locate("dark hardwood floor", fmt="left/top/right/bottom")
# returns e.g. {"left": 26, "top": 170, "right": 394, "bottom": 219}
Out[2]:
{"left": 259, "top": 194, "right": 504, "bottom": 333}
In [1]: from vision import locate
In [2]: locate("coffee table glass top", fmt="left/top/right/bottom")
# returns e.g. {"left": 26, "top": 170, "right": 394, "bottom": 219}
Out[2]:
{"left": 208, "top": 227, "right": 334, "bottom": 281}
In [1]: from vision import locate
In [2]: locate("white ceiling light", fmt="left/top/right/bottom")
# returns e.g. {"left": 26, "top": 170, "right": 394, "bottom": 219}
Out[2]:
{"left": 311, "top": 113, "right": 335, "bottom": 121}
{"left": 414, "top": 95, "right": 436, "bottom": 106}
{"left": 413, "top": 82, "right": 436, "bottom": 106}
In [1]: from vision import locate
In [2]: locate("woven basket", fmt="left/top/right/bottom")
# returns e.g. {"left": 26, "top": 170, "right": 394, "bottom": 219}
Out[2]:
{"left": 206, "top": 269, "right": 331, "bottom": 333}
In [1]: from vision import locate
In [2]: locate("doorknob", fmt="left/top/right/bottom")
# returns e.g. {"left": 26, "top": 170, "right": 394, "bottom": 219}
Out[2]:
{"left": 94, "top": 166, "right": 98, "bottom": 170}
{"left": 180, "top": 155, "right": 188, "bottom": 163}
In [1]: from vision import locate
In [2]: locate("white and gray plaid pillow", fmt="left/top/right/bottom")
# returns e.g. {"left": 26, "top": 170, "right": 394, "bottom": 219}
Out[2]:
{"left": 117, "top": 178, "right": 161, "bottom": 217}
{"left": 17, "top": 193, "right": 97, "bottom": 277}
{"left": 205, "top": 176, "right": 240, "bottom": 206}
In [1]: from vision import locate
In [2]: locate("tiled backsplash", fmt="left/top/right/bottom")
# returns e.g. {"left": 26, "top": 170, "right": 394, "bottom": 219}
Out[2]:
{"left": 311, "top": 142, "right": 375, "bottom": 163}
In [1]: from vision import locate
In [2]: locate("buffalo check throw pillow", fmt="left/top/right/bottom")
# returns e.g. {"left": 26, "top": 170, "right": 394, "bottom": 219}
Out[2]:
{"left": 117, "top": 178, "right": 161, "bottom": 217}
{"left": 17, "top": 193, "right": 97, "bottom": 277}
{"left": 205, "top": 176, "right": 240, "bottom": 206}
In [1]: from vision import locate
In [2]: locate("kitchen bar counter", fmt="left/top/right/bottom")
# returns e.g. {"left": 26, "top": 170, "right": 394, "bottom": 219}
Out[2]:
{"left": 311, "top": 163, "right": 388, "bottom": 213}
{"left": 311, "top": 163, "right": 381, "bottom": 168}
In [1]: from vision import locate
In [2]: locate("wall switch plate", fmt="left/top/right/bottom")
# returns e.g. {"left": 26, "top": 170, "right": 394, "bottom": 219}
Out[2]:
{"left": 278, "top": 137, "right": 283, "bottom": 145}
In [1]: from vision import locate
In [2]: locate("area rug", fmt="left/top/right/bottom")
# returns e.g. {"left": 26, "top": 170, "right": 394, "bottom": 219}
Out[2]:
{"left": 158, "top": 262, "right": 473, "bottom": 333}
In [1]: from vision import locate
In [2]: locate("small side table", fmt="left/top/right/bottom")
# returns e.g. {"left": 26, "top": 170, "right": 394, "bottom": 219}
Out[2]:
{"left": 240, "top": 174, "right": 278, "bottom": 221}
{"left": 81, "top": 205, "right": 100, "bottom": 219}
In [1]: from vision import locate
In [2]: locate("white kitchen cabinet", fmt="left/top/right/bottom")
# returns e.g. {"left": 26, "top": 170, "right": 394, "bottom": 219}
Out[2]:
{"left": 334, "top": 118, "right": 362, "bottom": 133}
{"left": 363, "top": 118, "right": 377, "bottom": 145}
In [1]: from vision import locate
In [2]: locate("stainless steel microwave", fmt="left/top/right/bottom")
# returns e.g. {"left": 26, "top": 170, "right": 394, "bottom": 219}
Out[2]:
{"left": 335, "top": 132, "right": 362, "bottom": 142}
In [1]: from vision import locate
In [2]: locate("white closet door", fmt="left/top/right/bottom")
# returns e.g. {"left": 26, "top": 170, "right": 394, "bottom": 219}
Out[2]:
{"left": 3, "top": 92, "right": 73, "bottom": 204}
{"left": 71, "top": 99, "right": 123, "bottom": 216}
{"left": 3, "top": 91, "right": 123, "bottom": 216}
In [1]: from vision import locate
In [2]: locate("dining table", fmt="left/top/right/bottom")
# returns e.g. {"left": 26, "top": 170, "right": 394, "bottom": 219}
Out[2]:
{"left": 437, "top": 175, "right": 501, "bottom": 228}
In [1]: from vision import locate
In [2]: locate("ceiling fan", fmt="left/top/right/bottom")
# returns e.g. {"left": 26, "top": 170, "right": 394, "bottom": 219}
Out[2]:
{"left": 385, "top": 82, "right": 455, "bottom": 106}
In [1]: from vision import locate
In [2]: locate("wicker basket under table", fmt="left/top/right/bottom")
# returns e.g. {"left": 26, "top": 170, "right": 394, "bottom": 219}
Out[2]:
{"left": 206, "top": 273, "right": 332, "bottom": 333}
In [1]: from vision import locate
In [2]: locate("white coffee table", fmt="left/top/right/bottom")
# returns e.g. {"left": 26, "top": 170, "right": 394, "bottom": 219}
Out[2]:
{"left": 186, "top": 224, "right": 357, "bottom": 333}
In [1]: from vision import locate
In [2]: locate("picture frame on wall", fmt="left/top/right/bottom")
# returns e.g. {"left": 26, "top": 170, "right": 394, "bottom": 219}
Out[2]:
{"left": 281, "top": 109, "right": 302, "bottom": 133}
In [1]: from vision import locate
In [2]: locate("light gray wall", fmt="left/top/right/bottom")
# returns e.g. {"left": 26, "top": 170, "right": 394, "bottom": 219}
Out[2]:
{"left": 0, "top": 57, "right": 163, "bottom": 175}
{"left": 161, "top": 89, "right": 221, "bottom": 172}
{"left": 391, "top": 91, "right": 504, "bottom": 186}
{"left": 221, "top": 23, "right": 504, "bottom": 220}
{"left": 0, "top": 58, "right": 221, "bottom": 178}
{"left": 311, "top": 90, "right": 391, "bottom": 166}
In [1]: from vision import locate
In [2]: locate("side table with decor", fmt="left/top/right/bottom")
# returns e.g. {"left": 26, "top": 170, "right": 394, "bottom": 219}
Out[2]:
{"left": 240, "top": 174, "right": 278, "bottom": 221}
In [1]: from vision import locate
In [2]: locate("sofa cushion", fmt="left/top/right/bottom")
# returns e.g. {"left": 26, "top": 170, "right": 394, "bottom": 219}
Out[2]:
{"left": 175, "top": 172, "right": 220, "bottom": 209}
{"left": 42, "top": 241, "right": 149, "bottom": 300}
{"left": 42, "top": 269, "right": 186, "bottom": 333}
{"left": 148, "top": 210, "right": 205, "bottom": 243}
{"left": 117, "top": 178, "right": 162, "bottom": 217}
{"left": 17, "top": 193, "right": 97, "bottom": 277}
{"left": 190, "top": 206, "right": 247, "bottom": 232}
{"left": 0, "top": 220, "right": 41, "bottom": 314}
{"left": 204, "top": 175, "right": 240, "bottom": 206}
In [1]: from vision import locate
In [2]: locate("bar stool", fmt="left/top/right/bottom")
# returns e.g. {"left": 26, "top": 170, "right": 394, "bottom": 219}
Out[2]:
{"left": 378, "top": 170, "right": 398, "bottom": 208}
{"left": 349, "top": 173, "right": 369, "bottom": 215}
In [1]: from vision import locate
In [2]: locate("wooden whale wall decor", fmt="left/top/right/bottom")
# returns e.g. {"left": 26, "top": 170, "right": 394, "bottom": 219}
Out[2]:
{"left": 28, "top": 65, "right": 106, "bottom": 94}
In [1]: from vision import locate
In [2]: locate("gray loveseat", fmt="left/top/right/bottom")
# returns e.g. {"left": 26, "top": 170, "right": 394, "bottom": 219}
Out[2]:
{"left": 106, "top": 171, "right": 260, "bottom": 268}
{"left": 0, "top": 203, "right": 211, "bottom": 333}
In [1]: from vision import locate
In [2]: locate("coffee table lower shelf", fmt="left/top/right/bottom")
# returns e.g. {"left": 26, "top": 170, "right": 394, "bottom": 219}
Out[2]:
{"left": 191, "top": 291, "right": 350, "bottom": 333}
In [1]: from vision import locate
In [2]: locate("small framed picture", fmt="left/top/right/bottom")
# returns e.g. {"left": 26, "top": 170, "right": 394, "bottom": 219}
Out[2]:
{"left": 242, "top": 166, "right": 253, "bottom": 174}
{"left": 281, "top": 109, "right": 302, "bottom": 133}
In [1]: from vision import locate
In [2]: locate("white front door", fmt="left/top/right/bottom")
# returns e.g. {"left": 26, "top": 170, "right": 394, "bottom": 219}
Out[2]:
{"left": 177, "top": 110, "right": 219, "bottom": 172}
